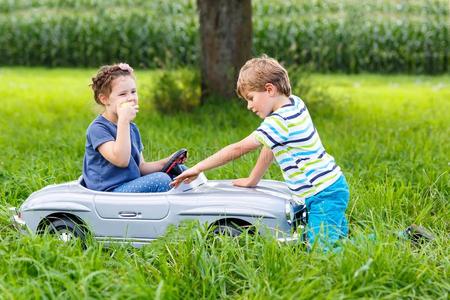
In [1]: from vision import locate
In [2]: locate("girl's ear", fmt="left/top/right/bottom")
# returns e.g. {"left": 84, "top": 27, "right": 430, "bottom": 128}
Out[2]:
{"left": 98, "top": 93, "right": 109, "bottom": 106}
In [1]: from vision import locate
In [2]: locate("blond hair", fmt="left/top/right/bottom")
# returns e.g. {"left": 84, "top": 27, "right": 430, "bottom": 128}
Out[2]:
{"left": 236, "top": 55, "right": 291, "bottom": 99}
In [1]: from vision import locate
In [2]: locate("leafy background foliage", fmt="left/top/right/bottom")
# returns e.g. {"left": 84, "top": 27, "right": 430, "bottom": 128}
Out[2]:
{"left": 0, "top": 0, "right": 448, "bottom": 73}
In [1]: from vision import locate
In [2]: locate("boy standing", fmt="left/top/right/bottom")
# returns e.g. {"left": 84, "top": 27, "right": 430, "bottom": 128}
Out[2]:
{"left": 172, "top": 55, "right": 349, "bottom": 249}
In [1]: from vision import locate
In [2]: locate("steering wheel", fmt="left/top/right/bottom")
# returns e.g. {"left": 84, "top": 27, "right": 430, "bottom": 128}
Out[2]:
{"left": 161, "top": 148, "right": 188, "bottom": 176}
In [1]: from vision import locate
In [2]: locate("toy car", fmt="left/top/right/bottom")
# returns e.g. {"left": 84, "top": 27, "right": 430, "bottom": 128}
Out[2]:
{"left": 9, "top": 150, "right": 305, "bottom": 247}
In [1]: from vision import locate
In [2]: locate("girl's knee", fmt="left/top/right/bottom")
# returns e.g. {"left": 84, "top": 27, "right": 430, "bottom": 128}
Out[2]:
{"left": 155, "top": 172, "right": 172, "bottom": 182}
{"left": 142, "top": 172, "right": 170, "bottom": 181}
{"left": 152, "top": 172, "right": 172, "bottom": 192}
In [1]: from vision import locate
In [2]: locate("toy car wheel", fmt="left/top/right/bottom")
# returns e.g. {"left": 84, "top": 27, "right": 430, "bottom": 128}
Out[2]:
{"left": 45, "top": 215, "right": 87, "bottom": 245}
{"left": 212, "top": 222, "right": 243, "bottom": 237}
{"left": 56, "top": 228, "right": 76, "bottom": 242}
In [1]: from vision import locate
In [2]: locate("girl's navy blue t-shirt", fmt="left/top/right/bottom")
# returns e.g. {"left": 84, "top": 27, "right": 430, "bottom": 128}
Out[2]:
{"left": 82, "top": 115, "right": 143, "bottom": 191}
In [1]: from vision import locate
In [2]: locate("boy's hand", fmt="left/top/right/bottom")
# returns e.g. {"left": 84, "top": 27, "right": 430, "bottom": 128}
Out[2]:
{"left": 233, "top": 177, "right": 258, "bottom": 188}
{"left": 117, "top": 100, "right": 139, "bottom": 122}
{"left": 171, "top": 166, "right": 201, "bottom": 188}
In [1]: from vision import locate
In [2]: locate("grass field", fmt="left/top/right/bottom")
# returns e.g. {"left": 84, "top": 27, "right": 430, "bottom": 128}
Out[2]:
{"left": 0, "top": 68, "right": 449, "bottom": 299}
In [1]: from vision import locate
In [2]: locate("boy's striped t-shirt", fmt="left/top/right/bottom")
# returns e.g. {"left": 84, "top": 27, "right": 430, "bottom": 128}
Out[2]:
{"left": 252, "top": 95, "right": 342, "bottom": 204}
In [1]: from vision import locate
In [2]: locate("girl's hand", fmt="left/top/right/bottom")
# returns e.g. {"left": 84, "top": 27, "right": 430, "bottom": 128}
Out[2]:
{"left": 232, "top": 177, "right": 258, "bottom": 188}
{"left": 171, "top": 166, "right": 201, "bottom": 187}
{"left": 117, "top": 100, "right": 139, "bottom": 123}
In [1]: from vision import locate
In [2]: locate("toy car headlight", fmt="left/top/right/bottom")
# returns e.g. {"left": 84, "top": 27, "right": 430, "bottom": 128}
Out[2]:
{"left": 285, "top": 200, "right": 295, "bottom": 225}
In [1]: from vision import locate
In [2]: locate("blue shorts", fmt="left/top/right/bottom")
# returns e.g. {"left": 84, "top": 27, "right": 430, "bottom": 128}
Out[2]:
{"left": 305, "top": 175, "right": 350, "bottom": 250}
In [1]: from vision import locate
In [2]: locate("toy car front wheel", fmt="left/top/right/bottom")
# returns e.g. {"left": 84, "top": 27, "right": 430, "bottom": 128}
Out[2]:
{"left": 43, "top": 215, "right": 87, "bottom": 245}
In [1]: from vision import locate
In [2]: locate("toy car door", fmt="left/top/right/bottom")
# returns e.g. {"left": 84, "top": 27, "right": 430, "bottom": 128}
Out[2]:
{"left": 93, "top": 192, "right": 170, "bottom": 239}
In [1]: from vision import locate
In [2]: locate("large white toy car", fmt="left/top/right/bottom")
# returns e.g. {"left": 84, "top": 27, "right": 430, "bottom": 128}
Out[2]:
{"left": 10, "top": 150, "right": 305, "bottom": 246}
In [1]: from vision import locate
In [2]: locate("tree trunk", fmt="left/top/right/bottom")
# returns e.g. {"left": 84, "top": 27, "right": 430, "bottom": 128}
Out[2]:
{"left": 197, "top": 0, "right": 252, "bottom": 103}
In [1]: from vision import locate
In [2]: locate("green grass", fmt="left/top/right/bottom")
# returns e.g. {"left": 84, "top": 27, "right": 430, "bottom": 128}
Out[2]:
{"left": 0, "top": 68, "right": 449, "bottom": 299}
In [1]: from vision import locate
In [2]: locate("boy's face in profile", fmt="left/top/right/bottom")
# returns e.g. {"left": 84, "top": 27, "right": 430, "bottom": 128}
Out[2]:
{"left": 243, "top": 85, "right": 277, "bottom": 119}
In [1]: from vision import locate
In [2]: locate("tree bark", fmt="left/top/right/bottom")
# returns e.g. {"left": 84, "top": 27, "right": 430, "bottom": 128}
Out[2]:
{"left": 197, "top": 0, "right": 252, "bottom": 102}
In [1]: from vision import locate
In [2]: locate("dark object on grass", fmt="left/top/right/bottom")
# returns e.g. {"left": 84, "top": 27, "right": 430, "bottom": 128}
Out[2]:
{"left": 404, "top": 224, "right": 435, "bottom": 244}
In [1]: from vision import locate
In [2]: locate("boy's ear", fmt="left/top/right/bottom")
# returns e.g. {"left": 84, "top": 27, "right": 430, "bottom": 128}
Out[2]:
{"left": 264, "top": 83, "right": 277, "bottom": 95}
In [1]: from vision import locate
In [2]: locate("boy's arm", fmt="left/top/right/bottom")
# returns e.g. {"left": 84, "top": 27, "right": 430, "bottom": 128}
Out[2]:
{"left": 233, "top": 146, "right": 274, "bottom": 188}
{"left": 171, "top": 134, "right": 261, "bottom": 187}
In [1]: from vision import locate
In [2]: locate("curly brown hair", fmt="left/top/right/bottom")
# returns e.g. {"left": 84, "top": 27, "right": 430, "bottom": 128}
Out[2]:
{"left": 90, "top": 63, "right": 135, "bottom": 105}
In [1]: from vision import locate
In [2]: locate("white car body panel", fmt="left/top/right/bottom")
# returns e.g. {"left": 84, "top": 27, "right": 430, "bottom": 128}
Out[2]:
{"left": 10, "top": 173, "right": 304, "bottom": 246}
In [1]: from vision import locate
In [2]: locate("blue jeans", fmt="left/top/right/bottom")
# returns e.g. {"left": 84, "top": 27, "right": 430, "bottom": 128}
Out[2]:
{"left": 112, "top": 165, "right": 187, "bottom": 193}
{"left": 112, "top": 172, "right": 172, "bottom": 193}
{"left": 305, "top": 175, "right": 349, "bottom": 250}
